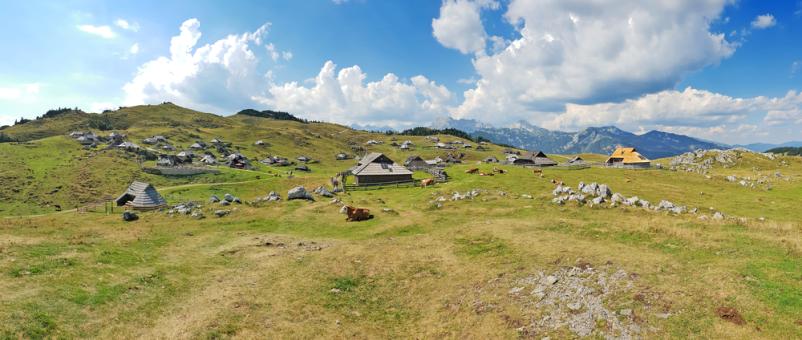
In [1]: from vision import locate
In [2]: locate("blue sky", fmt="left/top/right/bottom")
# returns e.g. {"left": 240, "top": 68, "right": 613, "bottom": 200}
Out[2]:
{"left": 0, "top": 0, "right": 801, "bottom": 144}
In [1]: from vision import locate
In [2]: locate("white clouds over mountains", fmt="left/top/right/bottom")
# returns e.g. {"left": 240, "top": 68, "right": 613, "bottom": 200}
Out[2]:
{"left": 426, "top": 0, "right": 799, "bottom": 143}
{"left": 115, "top": 3, "right": 800, "bottom": 143}
{"left": 123, "top": 18, "right": 449, "bottom": 127}
{"left": 542, "top": 87, "right": 802, "bottom": 141}
{"left": 449, "top": 0, "right": 736, "bottom": 121}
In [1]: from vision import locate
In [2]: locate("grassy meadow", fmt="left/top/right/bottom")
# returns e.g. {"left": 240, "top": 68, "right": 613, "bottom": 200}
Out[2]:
{"left": 1, "top": 104, "right": 801, "bottom": 338}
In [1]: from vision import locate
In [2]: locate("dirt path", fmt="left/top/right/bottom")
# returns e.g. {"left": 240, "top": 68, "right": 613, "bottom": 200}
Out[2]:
{"left": 128, "top": 235, "right": 330, "bottom": 339}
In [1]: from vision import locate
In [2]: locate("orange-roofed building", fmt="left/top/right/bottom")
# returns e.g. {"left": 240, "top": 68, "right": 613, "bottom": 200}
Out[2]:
{"left": 605, "top": 147, "right": 651, "bottom": 169}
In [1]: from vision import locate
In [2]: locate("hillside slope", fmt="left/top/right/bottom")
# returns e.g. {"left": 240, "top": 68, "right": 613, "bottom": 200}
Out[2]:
{"left": 0, "top": 104, "right": 520, "bottom": 215}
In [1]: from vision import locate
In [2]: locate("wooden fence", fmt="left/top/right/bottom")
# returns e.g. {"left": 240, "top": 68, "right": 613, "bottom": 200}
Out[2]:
{"left": 344, "top": 179, "right": 421, "bottom": 191}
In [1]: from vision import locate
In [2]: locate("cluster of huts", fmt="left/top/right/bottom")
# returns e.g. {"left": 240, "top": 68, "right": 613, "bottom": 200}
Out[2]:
{"left": 484, "top": 146, "right": 650, "bottom": 168}
{"left": 69, "top": 131, "right": 125, "bottom": 147}
{"left": 104, "top": 129, "right": 654, "bottom": 212}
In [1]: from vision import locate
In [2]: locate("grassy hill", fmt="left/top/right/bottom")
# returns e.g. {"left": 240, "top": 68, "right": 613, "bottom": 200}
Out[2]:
{"left": 1, "top": 104, "right": 802, "bottom": 338}
{"left": 0, "top": 103, "right": 523, "bottom": 215}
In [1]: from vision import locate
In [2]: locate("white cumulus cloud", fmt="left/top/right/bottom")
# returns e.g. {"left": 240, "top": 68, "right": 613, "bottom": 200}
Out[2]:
{"left": 540, "top": 87, "right": 802, "bottom": 143}
{"left": 115, "top": 19, "right": 140, "bottom": 32}
{"left": 0, "top": 83, "right": 40, "bottom": 100}
{"left": 129, "top": 43, "right": 140, "bottom": 55}
{"left": 443, "top": 0, "right": 736, "bottom": 124}
{"left": 254, "top": 61, "right": 452, "bottom": 128}
{"left": 77, "top": 24, "right": 116, "bottom": 39}
{"left": 751, "top": 14, "right": 776, "bottom": 29}
{"left": 432, "top": 0, "right": 499, "bottom": 55}
{"left": 266, "top": 43, "right": 292, "bottom": 62}
{"left": 123, "top": 18, "right": 272, "bottom": 114}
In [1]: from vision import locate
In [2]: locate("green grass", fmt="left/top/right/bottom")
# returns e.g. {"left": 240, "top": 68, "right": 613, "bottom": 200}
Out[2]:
{"left": 454, "top": 233, "right": 511, "bottom": 257}
{"left": 1, "top": 104, "right": 802, "bottom": 338}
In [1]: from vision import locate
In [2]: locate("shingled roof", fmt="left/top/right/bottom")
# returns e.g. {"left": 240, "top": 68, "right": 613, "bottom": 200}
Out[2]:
{"left": 352, "top": 153, "right": 413, "bottom": 176}
{"left": 115, "top": 181, "right": 166, "bottom": 210}
{"left": 520, "top": 151, "right": 558, "bottom": 166}
{"left": 606, "top": 147, "right": 650, "bottom": 164}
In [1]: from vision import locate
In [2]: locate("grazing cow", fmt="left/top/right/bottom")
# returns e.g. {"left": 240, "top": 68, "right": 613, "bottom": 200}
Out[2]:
{"left": 465, "top": 168, "right": 479, "bottom": 174}
{"left": 420, "top": 178, "right": 435, "bottom": 187}
{"left": 345, "top": 206, "right": 372, "bottom": 222}
{"left": 533, "top": 168, "right": 543, "bottom": 174}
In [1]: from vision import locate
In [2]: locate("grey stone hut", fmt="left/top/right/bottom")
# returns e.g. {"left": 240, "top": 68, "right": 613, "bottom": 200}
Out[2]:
{"left": 351, "top": 153, "right": 413, "bottom": 185}
{"left": 115, "top": 181, "right": 167, "bottom": 210}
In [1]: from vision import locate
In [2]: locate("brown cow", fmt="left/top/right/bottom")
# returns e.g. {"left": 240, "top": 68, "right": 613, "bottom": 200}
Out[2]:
{"left": 345, "top": 206, "right": 373, "bottom": 222}
{"left": 420, "top": 178, "right": 435, "bottom": 187}
{"left": 465, "top": 168, "right": 479, "bottom": 174}
{"left": 532, "top": 168, "right": 543, "bottom": 174}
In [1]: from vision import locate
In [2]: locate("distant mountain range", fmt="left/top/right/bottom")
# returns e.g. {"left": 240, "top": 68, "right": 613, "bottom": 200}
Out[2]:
{"left": 431, "top": 118, "right": 727, "bottom": 159}
{"left": 734, "top": 141, "right": 802, "bottom": 152}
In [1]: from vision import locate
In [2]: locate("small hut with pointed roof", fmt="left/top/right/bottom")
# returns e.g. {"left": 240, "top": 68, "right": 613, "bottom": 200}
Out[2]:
{"left": 567, "top": 156, "right": 585, "bottom": 165}
{"left": 115, "top": 181, "right": 167, "bottom": 210}
{"left": 605, "top": 147, "right": 650, "bottom": 168}
{"left": 404, "top": 155, "right": 429, "bottom": 170}
{"left": 351, "top": 153, "right": 413, "bottom": 185}
{"left": 513, "top": 151, "right": 557, "bottom": 167}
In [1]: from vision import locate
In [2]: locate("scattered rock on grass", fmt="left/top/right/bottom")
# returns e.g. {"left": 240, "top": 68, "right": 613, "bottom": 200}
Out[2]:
{"left": 257, "top": 191, "right": 282, "bottom": 202}
{"left": 314, "top": 186, "right": 335, "bottom": 198}
{"left": 288, "top": 186, "right": 314, "bottom": 201}
{"left": 191, "top": 210, "right": 205, "bottom": 219}
{"left": 506, "top": 265, "right": 645, "bottom": 338}
{"left": 122, "top": 211, "right": 138, "bottom": 222}
{"left": 214, "top": 210, "right": 230, "bottom": 218}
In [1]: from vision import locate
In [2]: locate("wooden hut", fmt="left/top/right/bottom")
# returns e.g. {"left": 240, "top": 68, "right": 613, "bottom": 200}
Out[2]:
{"left": 404, "top": 155, "right": 429, "bottom": 170}
{"left": 115, "top": 181, "right": 166, "bottom": 211}
{"left": 605, "top": 147, "right": 650, "bottom": 168}
{"left": 568, "top": 156, "right": 585, "bottom": 165}
{"left": 351, "top": 153, "right": 413, "bottom": 186}
{"left": 513, "top": 151, "right": 557, "bottom": 167}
